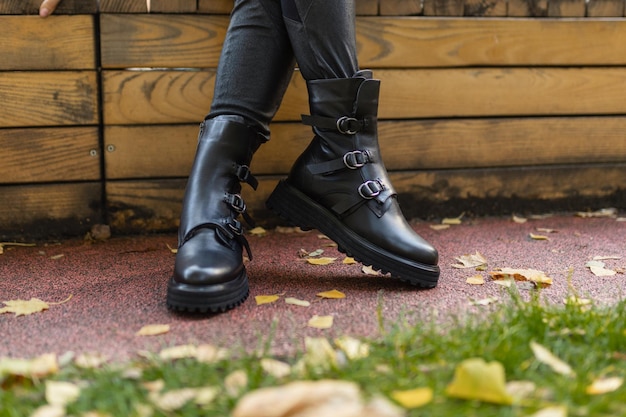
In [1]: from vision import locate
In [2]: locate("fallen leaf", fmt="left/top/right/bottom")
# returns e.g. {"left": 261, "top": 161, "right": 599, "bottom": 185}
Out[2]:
{"left": 361, "top": 265, "right": 380, "bottom": 275}
{"left": 308, "top": 315, "right": 334, "bottom": 329}
{"left": 537, "top": 228, "right": 557, "bottom": 233}
{"left": 306, "top": 248, "right": 324, "bottom": 257}
{"left": 529, "top": 213, "right": 554, "bottom": 219}
{"left": 445, "top": 358, "right": 513, "bottom": 405}
{"left": 248, "top": 226, "right": 267, "bottom": 236}
{"left": 493, "top": 279, "right": 513, "bottom": 288}
{"left": 302, "top": 337, "right": 337, "bottom": 370}
{"left": 0, "top": 298, "right": 49, "bottom": 316}
{"left": 306, "top": 257, "right": 336, "bottom": 265}
{"left": 442, "top": 213, "right": 464, "bottom": 225}
{"left": 530, "top": 341, "right": 574, "bottom": 376}
{"left": 430, "top": 224, "right": 451, "bottom": 231}
{"left": 586, "top": 376, "right": 623, "bottom": 395}
{"left": 275, "top": 226, "right": 300, "bottom": 234}
{"left": 158, "top": 345, "right": 197, "bottom": 361}
{"left": 390, "top": 387, "right": 433, "bottom": 408}
{"left": 576, "top": 208, "right": 617, "bottom": 218}
{"left": 342, "top": 256, "right": 357, "bottom": 264}
{"left": 563, "top": 296, "right": 591, "bottom": 306}
{"left": 593, "top": 255, "right": 621, "bottom": 260}
{"left": 470, "top": 296, "right": 499, "bottom": 306}
{"left": 489, "top": 268, "right": 553, "bottom": 287}
{"left": 149, "top": 388, "right": 199, "bottom": 412}
{"left": 260, "top": 358, "right": 291, "bottom": 379}
{"left": 225, "top": 370, "right": 248, "bottom": 397}
{"left": 334, "top": 336, "right": 370, "bottom": 360}
{"left": 195, "top": 344, "right": 228, "bottom": 363}
{"left": 136, "top": 324, "right": 170, "bottom": 336}
{"left": 505, "top": 380, "right": 536, "bottom": 402}
{"left": 586, "top": 260, "right": 617, "bottom": 277}
{"left": 75, "top": 352, "right": 108, "bottom": 369}
{"left": 0, "top": 242, "right": 36, "bottom": 255}
{"left": 527, "top": 406, "right": 568, "bottom": 417}
{"left": 0, "top": 353, "right": 59, "bottom": 379}
{"left": 30, "top": 405, "right": 66, "bottom": 417}
{"left": 166, "top": 243, "right": 177, "bottom": 254}
{"left": 512, "top": 215, "right": 528, "bottom": 224}
{"left": 285, "top": 297, "right": 310, "bottom": 307}
{"left": 255, "top": 294, "right": 281, "bottom": 305}
{"left": 529, "top": 233, "right": 550, "bottom": 241}
{"left": 45, "top": 380, "right": 81, "bottom": 407}
{"left": 452, "top": 252, "right": 487, "bottom": 269}
{"left": 317, "top": 289, "right": 346, "bottom": 299}
{"left": 466, "top": 275, "right": 485, "bottom": 285}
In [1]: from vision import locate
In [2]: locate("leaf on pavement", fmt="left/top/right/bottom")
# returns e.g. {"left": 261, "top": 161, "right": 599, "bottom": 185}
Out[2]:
{"left": 529, "top": 341, "right": 574, "bottom": 376}
{"left": 469, "top": 296, "right": 499, "bottom": 306}
{"left": 362, "top": 265, "right": 380, "bottom": 275}
{"left": 308, "top": 315, "right": 334, "bottom": 329}
{"left": 248, "top": 226, "right": 267, "bottom": 236}
{"left": 489, "top": 268, "right": 553, "bottom": 287}
{"left": 0, "top": 294, "right": 72, "bottom": 317}
{"left": 586, "top": 376, "right": 623, "bottom": 395}
{"left": 430, "top": 224, "right": 450, "bottom": 231}
{"left": 285, "top": 297, "right": 310, "bottom": 307}
{"left": 529, "top": 233, "right": 550, "bottom": 241}
{"left": 342, "top": 256, "right": 357, "bottom": 264}
{"left": 0, "top": 353, "right": 59, "bottom": 379}
{"left": 466, "top": 275, "right": 485, "bottom": 285}
{"left": 45, "top": 380, "right": 81, "bottom": 407}
{"left": 317, "top": 289, "right": 346, "bottom": 299}
{"left": 136, "top": 324, "right": 170, "bottom": 336}
{"left": 390, "top": 387, "right": 433, "bottom": 408}
{"left": 512, "top": 215, "right": 528, "bottom": 224}
{"left": 445, "top": 358, "right": 514, "bottom": 405}
{"left": 306, "top": 257, "right": 336, "bottom": 265}
{"left": 452, "top": 252, "right": 487, "bottom": 269}
{"left": 255, "top": 294, "right": 281, "bottom": 305}
{"left": 576, "top": 208, "right": 617, "bottom": 218}
{"left": 442, "top": 213, "right": 464, "bottom": 225}
{"left": 585, "top": 260, "right": 617, "bottom": 277}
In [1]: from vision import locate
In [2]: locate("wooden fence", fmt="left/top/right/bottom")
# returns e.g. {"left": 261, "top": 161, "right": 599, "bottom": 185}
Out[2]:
{"left": 1, "top": 0, "right": 626, "bottom": 238}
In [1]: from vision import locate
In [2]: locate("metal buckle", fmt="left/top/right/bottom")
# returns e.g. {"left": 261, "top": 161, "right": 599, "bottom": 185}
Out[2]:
{"left": 235, "top": 164, "right": 251, "bottom": 183}
{"left": 228, "top": 219, "right": 243, "bottom": 235}
{"left": 226, "top": 193, "right": 246, "bottom": 213}
{"left": 343, "top": 150, "right": 370, "bottom": 169}
{"left": 358, "top": 179, "right": 384, "bottom": 199}
{"left": 336, "top": 116, "right": 360, "bottom": 135}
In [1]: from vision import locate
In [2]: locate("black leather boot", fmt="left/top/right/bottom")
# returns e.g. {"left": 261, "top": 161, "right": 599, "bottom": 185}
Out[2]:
{"left": 267, "top": 71, "right": 440, "bottom": 287}
{"left": 167, "top": 115, "right": 261, "bottom": 313}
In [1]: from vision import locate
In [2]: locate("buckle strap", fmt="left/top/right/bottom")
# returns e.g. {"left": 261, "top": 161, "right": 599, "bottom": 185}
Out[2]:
{"left": 233, "top": 164, "right": 258, "bottom": 190}
{"left": 181, "top": 219, "right": 253, "bottom": 260}
{"left": 224, "top": 193, "right": 255, "bottom": 228}
{"left": 358, "top": 179, "right": 385, "bottom": 199}
{"left": 308, "top": 150, "right": 372, "bottom": 175}
{"left": 302, "top": 114, "right": 368, "bottom": 135}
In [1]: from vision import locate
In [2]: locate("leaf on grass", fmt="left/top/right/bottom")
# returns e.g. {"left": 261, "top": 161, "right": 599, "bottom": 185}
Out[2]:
{"left": 136, "top": 324, "right": 170, "bottom": 336}
{"left": 493, "top": 279, "right": 513, "bottom": 288}
{"left": 285, "top": 297, "right": 310, "bottom": 307}
{"left": 430, "top": 224, "right": 451, "bottom": 231}
{"left": 306, "top": 257, "right": 336, "bottom": 265}
{"left": 445, "top": 358, "right": 513, "bottom": 405}
{"left": 75, "top": 352, "right": 108, "bottom": 369}
{"left": 232, "top": 380, "right": 404, "bottom": 417}
{"left": 342, "top": 256, "right": 357, "bottom": 264}
{"left": 308, "top": 315, "right": 334, "bottom": 329}
{"left": 158, "top": 344, "right": 197, "bottom": 361}
{"left": 576, "top": 208, "right": 617, "bottom": 218}
{"left": 196, "top": 344, "right": 229, "bottom": 363}
{"left": 452, "top": 252, "right": 487, "bottom": 269}
{"left": 586, "top": 376, "right": 623, "bottom": 395}
{"left": 260, "top": 358, "right": 291, "bottom": 379}
{"left": 563, "top": 296, "right": 591, "bottom": 306}
{"left": 362, "top": 265, "right": 380, "bottom": 275}
{"left": 334, "top": 336, "right": 369, "bottom": 360}
{"left": 529, "top": 233, "right": 550, "bottom": 241}
{"left": 489, "top": 268, "right": 553, "bottom": 287}
{"left": 530, "top": 341, "right": 574, "bottom": 376}
{"left": 303, "top": 337, "right": 337, "bottom": 369}
{"left": 505, "top": 380, "right": 536, "bottom": 402}
{"left": 30, "top": 405, "right": 66, "bottom": 417}
{"left": 45, "top": 380, "right": 81, "bottom": 407}
{"left": 255, "top": 294, "right": 281, "bottom": 305}
{"left": 466, "top": 275, "right": 485, "bottom": 285}
{"left": 585, "top": 260, "right": 617, "bottom": 277}
{"left": 390, "top": 387, "right": 433, "bottom": 408}
{"left": 225, "top": 370, "right": 248, "bottom": 397}
{"left": 527, "top": 406, "right": 568, "bottom": 417}
{"left": 0, "top": 353, "right": 58, "bottom": 379}
{"left": 512, "top": 215, "right": 528, "bottom": 224}
{"left": 149, "top": 388, "right": 202, "bottom": 412}
{"left": 317, "top": 289, "right": 346, "bottom": 299}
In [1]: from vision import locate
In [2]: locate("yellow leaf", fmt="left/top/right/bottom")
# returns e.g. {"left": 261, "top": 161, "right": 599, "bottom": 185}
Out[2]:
{"left": 537, "top": 228, "right": 557, "bottom": 233}
{"left": 248, "top": 226, "right": 267, "bottom": 236}
{"left": 306, "top": 257, "right": 336, "bottom": 265}
{"left": 586, "top": 260, "right": 617, "bottom": 277}
{"left": 285, "top": 297, "right": 310, "bottom": 307}
{"left": 30, "top": 405, "right": 66, "bottom": 417}
{"left": 260, "top": 358, "right": 291, "bottom": 379}
{"left": 45, "top": 380, "right": 81, "bottom": 407}
{"left": 317, "top": 289, "right": 346, "bottom": 299}
{"left": 225, "top": 370, "right": 248, "bottom": 397}
{"left": 576, "top": 208, "right": 617, "bottom": 218}
{"left": 527, "top": 406, "right": 568, "bottom": 417}
{"left": 149, "top": 388, "right": 199, "bottom": 412}
{"left": 195, "top": 344, "right": 229, "bottom": 363}
{"left": 303, "top": 337, "right": 337, "bottom": 369}
{"left": 442, "top": 213, "right": 464, "bottom": 225}
{"left": 530, "top": 341, "right": 574, "bottom": 376}
{"left": 489, "top": 268, "right": 553, "bottom": 287}
{"left": 158, "top": 344, "right": 197, "bottom": 360}
{"left": 308, "top": 315, "right": 334, "bottom": 329}
{"left": 362, "top": 265, "right": 380, "bottom": 275}
{"left": 452, "top": 252, "right": 487, "bottom": 269}
{"left": 390, "top": 387, "right": 433, "bottom": 408}
{"left": 529, "top": 233, "right": 550, "bottom": 241}
{"left": 466, "top": 275, "right": 485, "bottom": 285}
{"left": 512, "top": 215, "right": 528, "bottom": 224}
{"left": 586, "top": 376, "right": 623, "bottom": 395}
{"left": 445, "top": 358, "right": 514, "bottom": 405}
{"left": 335, "top": 336, "right": 370, "bottom": 360}
{"left": 430, "top": 224, "right": 451, "bottom": 231}
{"left": 342, "top": 256, "right": 357, "bottom": 264}
{"left": 0, "top": 298, "right": 49, "bottom": 316}
{"left": 255, "top": 294, "right": 281, "bottom": 305}
{"left": 136, "top": 324, "right": 170, "bottom": 336}
{"left": 0, "top": 353, "right": 59, "bottom": 379}
{"left": 166, "top": 243, "right": 177, "bottom": 254}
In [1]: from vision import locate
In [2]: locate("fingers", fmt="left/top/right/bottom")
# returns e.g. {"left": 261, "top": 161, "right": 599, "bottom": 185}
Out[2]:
{"left": 39, "top": 0, "right": 63, "bottom": 17}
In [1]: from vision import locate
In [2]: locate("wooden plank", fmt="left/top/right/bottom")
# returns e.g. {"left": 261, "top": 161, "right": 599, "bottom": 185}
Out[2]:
{"left": 197, "top": 0, "right": 233, "bottom": 14}
{"left": 0, "top": 71, "right": 98, "bottom": 127}
{"left": 99, "top": 0, "right": 147, "bottom": 13}
{"left": 102, "top": 117, "right": 626, "bottom": 180}
{"left": 424, "top": 0, "right": 465, "bottom": 16}
{"left": 1, "top": 127, "right": 100, "bottom": 183}
{"left": 548, "top": 0, "right": 586, "bottom": 16}
{"left": 0, "top": 16, "right": 94, "bottom": 70}
{"left": 0, "top": 0, "right": 97, "bottom": 14}
{"left": 101, "top": 16, "right": 626, "bottom": 69}
{"left": 586, "top": 0, "right": 625, "bottom": 16}
{"left": 100, "top": 14, "right": 228, "bottom": 69}
{"left": 507, "top": 0, "right": 548, "bottom": 16}
{"left": 150, "top": 0, "right": 197, "bottom": 13}
{"left": 104, "top": 67, "right": 626, "bottom": 124}
{"left": 356, "top": 0, "right": 379, "bottom": 15}
{"left": 463, "top": 0, "right": 507, "bottom": 16}
{"left": 106, "top": 163, "right": 626, "bottom": 233}
{"left": 0, "top": 182, "right": 102, "bottom": 239}
{"left": 380, "top": 0, "right": 422, "bottom": 15}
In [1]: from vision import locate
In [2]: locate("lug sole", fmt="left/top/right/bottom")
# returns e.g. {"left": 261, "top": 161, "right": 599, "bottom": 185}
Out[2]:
{"left": 267, "top": 180, "right": 439, "bottom": 288}
{"left": 166, "top": 271, "right": 249, "bottom": 313}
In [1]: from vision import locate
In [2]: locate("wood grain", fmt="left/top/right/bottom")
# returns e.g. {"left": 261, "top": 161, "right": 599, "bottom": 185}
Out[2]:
{"left": 586, "top": 0, "right": 625, "bottom": 16}
{"left": 1, "top": 127, "right": 100, "bottom": 183}
{"left": 0, "top": 71, "right": 98, "bottom": 127}
{"left": 99, "top": 0, "right": 147, "bottom": 13}
{"left": 548, "top": 0, "right": 586, "bottom": 16}
{"left": 0, "top": 0, "right": 97, "bottom": 14}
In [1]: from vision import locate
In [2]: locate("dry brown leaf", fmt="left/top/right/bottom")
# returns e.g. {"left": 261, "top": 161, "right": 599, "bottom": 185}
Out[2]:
{"left": 308, "top": 315, "right": 334, "bottom": 329}
{"left": 489, "top": 268, "right": 553, "bottom": 287}
{"left": 306, "top": 257, "right": 336, "bottom": 265}
{"left": 586, "top": 376, "right": 623, "bottom": 395}
{"left": 317, "top": 289, "right": 346, "bottom": 299}
{"left": 136, "top": 324, "right": 170, "bottom": 336}
{"left": 530, "top": 341, "right": 574, "bottom": 376}
{"left": 452, "top": 252, "right": 487, "bottom": 269}
{"left": 466, "top": 275, "right": 485, "bottom": 285}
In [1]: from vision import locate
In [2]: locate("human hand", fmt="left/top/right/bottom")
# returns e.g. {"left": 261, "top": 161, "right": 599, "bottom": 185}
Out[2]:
{"left": 39, "top": 0, "right": 63, "bottom": 17}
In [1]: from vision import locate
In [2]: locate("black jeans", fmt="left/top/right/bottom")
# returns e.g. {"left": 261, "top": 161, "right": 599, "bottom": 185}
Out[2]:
{"left": 208, "top": 0, "right": 359, "bottom": 140}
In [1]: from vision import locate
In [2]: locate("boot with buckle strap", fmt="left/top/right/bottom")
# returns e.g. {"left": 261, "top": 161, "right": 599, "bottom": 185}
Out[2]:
{"left": 167, "top": 115, "right": 261, "bottom": 313}
{"left": 266, "top": 71, "right": 440, "bottom": 287}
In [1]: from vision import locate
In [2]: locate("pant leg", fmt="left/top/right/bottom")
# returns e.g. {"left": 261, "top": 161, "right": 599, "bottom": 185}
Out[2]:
{"left": 208, "top": 0, "right": 296, "bottom": 140}
{"left": 281, "top": 0, "right": 359, "bottom": 80}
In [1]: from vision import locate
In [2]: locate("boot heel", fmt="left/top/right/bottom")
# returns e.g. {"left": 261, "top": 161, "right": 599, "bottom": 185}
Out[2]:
{"left": 266, "top": 180, "right": 316, "bottom": 230}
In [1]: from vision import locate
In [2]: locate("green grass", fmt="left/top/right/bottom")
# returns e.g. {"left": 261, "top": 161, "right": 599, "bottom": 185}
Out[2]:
{"left": 2, "top": 288, "right": 626, "bottom": 417}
